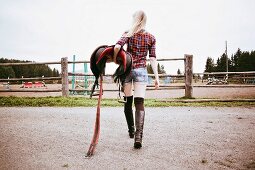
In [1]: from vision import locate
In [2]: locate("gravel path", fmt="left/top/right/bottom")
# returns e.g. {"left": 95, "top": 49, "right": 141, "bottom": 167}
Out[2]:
{"left": 0, "top": 107, "right": 255, "bottom": 170}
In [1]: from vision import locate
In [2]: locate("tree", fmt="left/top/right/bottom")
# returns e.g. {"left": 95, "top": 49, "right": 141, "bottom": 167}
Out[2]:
{"left": 177, "top": 68, "right": 181, "bottom": 75}
{"left": 158, "top": 63, "right": 166, "bottom": 74}
{"left": 231, "top": 48, "right": 241, "bottom": 71}
{"left": 147, "top": 63, "right": 166, "bottom": 74}
{"left": 238, "top": 51, "right": 250, "bottom": 71}
{"left": 0, "top": 58, "right": 60, "bottom": 78}
{"left": 52, "top": 68, "right": 60, "bottom": 77}
{"left": 146, "top": 63, "right": 153, "bottom": 74}
{"left": 204, "top": 48, "right": 255, "bottom": 73}
{"left": 204, "top": 57, "right": 215, "bottom": 72}
{"left": 229, "top": 54, "right": 235, "bottom": 71}
{"left": 250, "top": 50, "right": 255, "bottom": 71}
{"left": 0, "top": 66, "right": 15, "bottom": 78}
{"left": 0, "top": 58, "right": 16, "bottom": 78}
{"left": 215, "top": 53, "right": 231, "bottom": 72}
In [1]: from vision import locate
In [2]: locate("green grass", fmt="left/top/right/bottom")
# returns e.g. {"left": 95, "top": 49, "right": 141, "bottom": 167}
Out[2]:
{"left": 0, "top": 96, "right": 255, "bottom": 107}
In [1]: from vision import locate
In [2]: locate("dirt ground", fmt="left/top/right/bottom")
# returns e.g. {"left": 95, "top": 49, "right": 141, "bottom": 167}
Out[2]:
{"left": 1, "top": 83, "right": 255, "bottom": 99}
{"left": 0, "top": 107, "right": 254, "bottom": 170}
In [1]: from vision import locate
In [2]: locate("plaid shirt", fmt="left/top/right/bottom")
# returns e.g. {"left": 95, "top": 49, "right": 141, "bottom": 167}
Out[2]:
{"left": 116, "top": 30, "right": 156, "bottom": 69}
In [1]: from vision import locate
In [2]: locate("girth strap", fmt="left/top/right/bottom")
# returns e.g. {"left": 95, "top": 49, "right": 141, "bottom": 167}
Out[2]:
{"left": 86, "top": 75, "right": 103, "bottom": 157}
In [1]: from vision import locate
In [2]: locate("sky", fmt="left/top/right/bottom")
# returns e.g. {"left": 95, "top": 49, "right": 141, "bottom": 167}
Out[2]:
{"left": 0, "top": 0, "right": 255, "bottom": 74}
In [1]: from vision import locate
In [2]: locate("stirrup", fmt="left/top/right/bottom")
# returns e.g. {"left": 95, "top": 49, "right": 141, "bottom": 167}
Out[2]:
{"left": 91, "top": 92, "right": 100, "bottom": 96}
{"left": 117, "top": 96, "right": 127, "bottom": 103}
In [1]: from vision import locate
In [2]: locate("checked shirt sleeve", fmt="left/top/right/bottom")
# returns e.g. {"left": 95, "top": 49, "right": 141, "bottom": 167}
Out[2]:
{"left": 116, "top": 32, "right": 129, "bottom": 47}
{"left": 149, "top": 35, "right": 156, "bottom": 58}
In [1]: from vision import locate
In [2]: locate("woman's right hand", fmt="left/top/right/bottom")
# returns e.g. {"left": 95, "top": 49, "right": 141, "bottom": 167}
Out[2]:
{"left": 155, "top": 79, "right": 159, "bottom": 90}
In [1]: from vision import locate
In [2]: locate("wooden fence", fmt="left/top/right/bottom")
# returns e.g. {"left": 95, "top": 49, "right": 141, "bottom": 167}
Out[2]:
{"left": 195, "top": 71, "right": 255, "bottom": 87}
{"left": 0, "top": 55, "right": 193, "bottom": 98}
{"left": 1, "top": 55, "right": 255, "bottom": 98}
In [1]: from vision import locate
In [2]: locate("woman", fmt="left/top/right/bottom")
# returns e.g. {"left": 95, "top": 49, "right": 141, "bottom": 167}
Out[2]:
{"left": 113, "top": 10, "right": 159, "bottom": 149}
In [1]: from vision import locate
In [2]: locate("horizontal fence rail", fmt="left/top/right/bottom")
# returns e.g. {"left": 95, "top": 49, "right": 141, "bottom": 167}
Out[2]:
{"left": 68, "top": 85, "right": 186, "bottom": 93}
{"left": 200, "top": 71, "right": 255, "bottom": 75}
{"left": 149, "top": 58, "right": 185, "bottom": 61}
{"left": 68, "top": 72, "right": 185, "bottom": 78}
{"left": 0, "top": 77, "right": 61, "bottom": 82}
{"left": 0, "top": 60, "right": 91, "bottom": 66}
{"left": 195, "top": 71, "right": 255, "bottom": 85}
{"left": 193, "top": 85, "right": 255, "bottom": 88}
{"left": 0, "top": 89, "right": 62, "bottom": 92}
{"left": 0, "top": 61, "right": 61, "bottom": 66}
{"left": 0, "top": 58, "right": 184, "bottom": 66}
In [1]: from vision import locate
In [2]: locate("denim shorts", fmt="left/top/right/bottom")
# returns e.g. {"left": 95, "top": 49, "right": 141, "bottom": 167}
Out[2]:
{"left": 124, "top": 67, "right": 148, "bottom": 84}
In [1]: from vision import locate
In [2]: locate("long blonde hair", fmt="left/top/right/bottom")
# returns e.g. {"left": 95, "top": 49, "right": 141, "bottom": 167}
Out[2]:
{"left": 125, "top": 10, "right": 147, "bottom": 37}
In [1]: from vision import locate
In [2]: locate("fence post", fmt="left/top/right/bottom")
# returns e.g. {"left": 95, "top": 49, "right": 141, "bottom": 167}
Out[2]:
{"left": 184, "top": 54, "right": 193, "bottom": 98}
{"left": 84, "top": 63, "right": 88, "bottom": 95}
{"left": 61, "top": 57, "right": 69, "bottom": 97}
{"left": 71, "top": 55, "right": 76, "bottom": 94}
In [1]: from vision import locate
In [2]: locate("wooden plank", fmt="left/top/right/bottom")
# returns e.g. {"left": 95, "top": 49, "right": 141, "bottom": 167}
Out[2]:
{"left": 0, "top": 61, "right": 61, "bottom": 66}
{"left": 0, "top": 77, "right": 61, "bottom": 82}
{"left": 68, "top": 60, "right": 90, "bottom": 64}
{"left": 146, "top": 86, "right": 185, "bottom": 90}
{"left": 150, "top": 58, "right": 185, "bottom": 61}
{"left": 0, "top": 89, "right": 61, "bottom": 92}
{"left": 158, "top": 99, "right": 255, "bottom": 103}
{"left": 147, "top": 74, "right": 184, "bottom": 77}
{"left": 68, "top": 73, "right": 94, "bottom": 76}
{"left": 0, "top": 57, "right": 184, "bottom": 67}
{"left": 147, "top": 85, "right": 182, "bottom": 87}
{"left": 68, "top": 72, "right": 185, "bottom": 78}
{"left": 201, "top": 71, "right": 255, "bottom": 75}
{"left": 193, "top": 85, "right": 255, "bottom": 88}
{"left": 69, "top": 86, "right": 185, "bottom": 92}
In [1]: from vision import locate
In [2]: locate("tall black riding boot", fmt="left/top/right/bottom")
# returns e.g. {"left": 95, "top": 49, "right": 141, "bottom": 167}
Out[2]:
{"left": 134, "top": 110, "right": 145, "bottom": 149}
{"left": 124, "top": 96, "right": 135, "bottom": 138}
{"left": 134, "top": 97, "right": 145, "bottom": 149}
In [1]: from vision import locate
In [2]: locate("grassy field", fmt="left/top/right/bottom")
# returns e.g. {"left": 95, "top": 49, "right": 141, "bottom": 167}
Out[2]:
{"left": 0, "top": 96, "right": 255, "bottom": 107}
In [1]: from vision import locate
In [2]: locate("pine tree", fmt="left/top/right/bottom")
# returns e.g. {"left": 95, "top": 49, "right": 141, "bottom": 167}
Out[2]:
{"left": 0, "top": 66, "right": 15, "bottom": 78}
{"left": 204, "top": 57, "right": 215, "bottom": 72}
{"left": 146, "top": 63, "right": 153, "bottom": 74}
{"left": 147, "top": 63, "right": 166, "bottom": 74}
{"left": 160, "top": 64, "right": 166, "bottom": 74}
{"left": 215, "top": 53, "right": 231, "bottom": 72}
{"left": 177, "top": 68, "right": 181, "bottom": 75}
{"left": 0, "top": 58, "right": 60, "bottom": 78}
{"left": 250, "top": 50, "right": 255, "bottom": 71}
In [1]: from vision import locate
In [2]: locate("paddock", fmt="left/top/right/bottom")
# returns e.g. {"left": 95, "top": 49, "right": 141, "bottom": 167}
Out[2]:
{"left": 0, "top": 107, "right": 254, "bottom": 170}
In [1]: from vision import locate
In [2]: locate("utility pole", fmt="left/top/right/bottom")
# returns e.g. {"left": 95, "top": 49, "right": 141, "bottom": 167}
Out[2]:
{"left": 225, "top": 41, "right": 228, "bottom": 80}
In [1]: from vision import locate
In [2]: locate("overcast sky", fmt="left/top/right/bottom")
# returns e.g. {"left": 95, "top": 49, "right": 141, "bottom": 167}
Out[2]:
{"left": 0, "top": 0, "right": 254, "bottom": 74}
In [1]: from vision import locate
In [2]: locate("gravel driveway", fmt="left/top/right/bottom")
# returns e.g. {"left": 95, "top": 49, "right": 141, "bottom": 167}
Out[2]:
{"left": 0, "top": 107, "right": 255, "bottom": 170}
